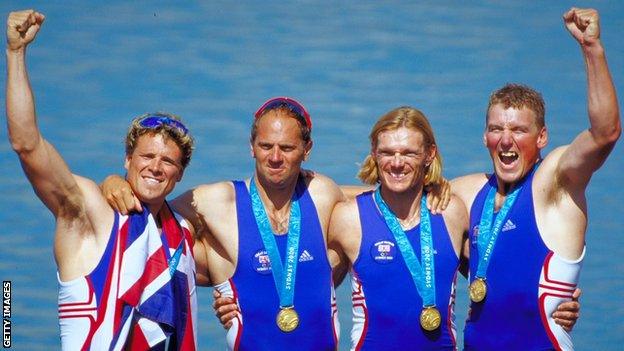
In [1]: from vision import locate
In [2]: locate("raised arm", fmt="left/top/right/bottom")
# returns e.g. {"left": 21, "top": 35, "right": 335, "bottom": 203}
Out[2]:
{"left": 554, "top": 8, "right": 621, "bottom": 190}
{"left": 7, "top": 11, "right": 115, "bottom": 280}
{"left": 6, "top": 10, "right": 85, "bottom": 217}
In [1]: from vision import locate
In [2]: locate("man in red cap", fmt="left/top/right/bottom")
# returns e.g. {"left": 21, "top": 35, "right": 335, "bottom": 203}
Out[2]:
{"left": 103, "top": 97, "right": 347, "bottom": 350}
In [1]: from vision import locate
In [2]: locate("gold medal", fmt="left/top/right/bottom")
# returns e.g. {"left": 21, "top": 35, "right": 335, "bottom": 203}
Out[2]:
{"left": 419, "top": 306, "right": 441, "bottom": 331}
{"left": 276, "top": 307, "right": 299, "bottom": 332}
{"left": 469, "top": 278, "right": 487, "bottom": 303}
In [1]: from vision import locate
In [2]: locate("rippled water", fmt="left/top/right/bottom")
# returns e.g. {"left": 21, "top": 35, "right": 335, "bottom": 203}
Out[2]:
{"left": 1, "top": 1, "right": 622, "bottom": 350}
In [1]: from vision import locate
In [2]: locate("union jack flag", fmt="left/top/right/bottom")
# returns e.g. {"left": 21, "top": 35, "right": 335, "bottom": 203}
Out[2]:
{"left": 114, "top": 203, "right": 197, "bottom": 350}
{"left": 58, "top": 202, "right": 197, "bottom": 350}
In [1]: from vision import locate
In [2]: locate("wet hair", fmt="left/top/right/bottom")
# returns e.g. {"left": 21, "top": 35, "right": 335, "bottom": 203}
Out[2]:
{"left": 250, "top": 106, "right": 312, "bottom": 144}
{"left": 487, "top": 83, "right": 546, "bottom": 129}
{"left": 125, "top": 112, "right": 194, "bottom": 168}
{"left": 357, "top": 106, "right": 443, "bottom": 186}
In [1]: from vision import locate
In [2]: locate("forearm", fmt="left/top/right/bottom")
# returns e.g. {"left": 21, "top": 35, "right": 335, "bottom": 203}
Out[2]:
{"left": 340, "top": 185, "right": 372, "bottom": 200}
{"left": 583, "top": 41, "right": 621, "bottom": 144}
{"left": 6, "top": 47, "right": 41, "bottom": 153}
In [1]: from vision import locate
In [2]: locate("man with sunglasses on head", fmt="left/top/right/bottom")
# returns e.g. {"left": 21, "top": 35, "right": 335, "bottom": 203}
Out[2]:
{"left": 103, "top": 96, "right": 347, "bottom": 350}
{"left": 6, "top": 10, "right": 197, "bottom": 350}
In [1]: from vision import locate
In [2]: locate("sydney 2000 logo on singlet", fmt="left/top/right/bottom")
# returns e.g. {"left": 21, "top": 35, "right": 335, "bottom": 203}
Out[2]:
{"left": 371, "top": 240, "right": 396, "bottom": 264}
{"left": 252, "top": 250, "right": 273, "bottom": 275}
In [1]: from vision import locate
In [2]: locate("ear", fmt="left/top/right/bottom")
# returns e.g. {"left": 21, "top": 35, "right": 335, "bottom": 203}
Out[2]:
{"left": 483, "top": 131, "right": 488, "bottom": 147}
{"left": 537, "top": 126, "right": 548, "bottom": 149}
{"left": 303, "top": 140, "right": 313, "bottom": 161}
{"left": 176, "top": 168, "right": 185, "bottom": 182}
{"left": 250, "top": 139, "right": 256, "bottom": 158}
{"left": 124, "top": 154, "right": 131, "bottom": 171}
{"left": 426, "top": 144, "right": 437, "bottom": 166}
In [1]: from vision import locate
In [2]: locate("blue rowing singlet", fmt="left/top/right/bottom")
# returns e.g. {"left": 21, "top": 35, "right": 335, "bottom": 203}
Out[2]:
{"left": 351, "top": 191, "right": 459, "bottom": 350}
{"left": 226, "top": 179, "right": 338, "bottom": 351}
{"left": 464, "top": 169, "right": 581, "bottom": 350}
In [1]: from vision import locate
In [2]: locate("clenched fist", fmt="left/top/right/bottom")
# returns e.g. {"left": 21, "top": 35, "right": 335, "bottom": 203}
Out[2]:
{"left": 563, "top": 8, "right": 600, "bottom": 46}
{"left": 7, "top": 9, "right": 45, "bottom": 51}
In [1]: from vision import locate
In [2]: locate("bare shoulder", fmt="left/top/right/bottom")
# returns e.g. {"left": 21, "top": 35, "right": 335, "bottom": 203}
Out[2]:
{"left": 341, "top": 185, "right": 373, "bottom": 199}
{"left": 330, "top": 199, "right": 361, "bottom": 236}
{"left": 332, "top": 198, "right": 360, "bottom": 221}
{"left": 451, "top": 173, "right": 489, "bottom": 208}
{"left": 193, "top": 180, "right": 237, "bottom": 204}
{"left": 174, "top": 181, "right": 236, "bottom": 213}
{"left": 55, "top": 174, "right": 115, "bottom": 279}
{"left": 534, "top": 146, "right": 568, "bottom": 189}
{"left": 170, "top": 181, "right": 236, "bottom": 235}
{"left": 451, "top": 173, "right": 488, "bottom": 191}
{"left": 441, "top": 195, "right": 469, "bottom": 232}
{"left": 307, "top": 172, "right": 341, "bottom": 192}
{"left": 440, "top": 195, "right": 468, "bottom": 256}
{"left": 328, "top": 198, "right": 361, "bottom": 250}
{"left": 306, "top": 172, "right": 346, "bottom": 206}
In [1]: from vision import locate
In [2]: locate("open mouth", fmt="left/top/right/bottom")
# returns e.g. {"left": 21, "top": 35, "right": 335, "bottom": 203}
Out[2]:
{"left": 143, "top": 176, "right": 163, "bottom": 185}
{"left": 498, "top": 151, "right": 518, "bottom": 165}
{"left": 388, "top": 171, "right": 408, "bottom": 181}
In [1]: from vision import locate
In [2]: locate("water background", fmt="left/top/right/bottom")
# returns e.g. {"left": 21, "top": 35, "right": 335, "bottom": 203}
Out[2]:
{"left": 0, "top": 1, "right": 622, "bottom": 350}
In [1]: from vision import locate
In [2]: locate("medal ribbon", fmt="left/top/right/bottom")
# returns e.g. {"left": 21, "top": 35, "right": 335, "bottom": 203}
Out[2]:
{"left": 168, "top": 244, "right": 184, "bottom": 277}
{"left": 250, "top": 177, "right": 301, "bottom": 308}
{"left": 153, "top": 202, "right": 185, "bottom": 277}
{"left": 374, "top": 188, "right": 436, "bottom": 307}
{"left": 474, "top": 181, "right": 524, "bottom": 279}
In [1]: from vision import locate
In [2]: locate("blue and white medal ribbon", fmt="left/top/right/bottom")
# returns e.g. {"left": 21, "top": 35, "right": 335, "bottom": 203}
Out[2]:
{"left": 374, "top": 188, "right": 440, "bottom": 330}
{"left": 470, "top": 182, "right": 522, "bottom": 303}
{"left": 249, "top": 177, "right": 301, "bottom": 332}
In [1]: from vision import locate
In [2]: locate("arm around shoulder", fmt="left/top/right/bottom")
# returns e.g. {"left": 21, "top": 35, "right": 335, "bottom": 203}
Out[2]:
{"left": 308, "top": 172, "right": 348, "bottom": 204}
{"left": 441, "top": 195, "right": 469, "bottom": 259}
{"left": 450, "top": 173, "right": 488, "bottom": 211}
{"left": 171, "top": 181, "right": 235, "bottom": 240}
{"left": 327, "top": 199, "right": 361, "bottom": 285}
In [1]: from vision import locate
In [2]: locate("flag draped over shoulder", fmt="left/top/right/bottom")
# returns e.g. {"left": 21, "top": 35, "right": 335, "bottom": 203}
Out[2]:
{"left": 111, "top": 202, "right": 196, "bottom": 350}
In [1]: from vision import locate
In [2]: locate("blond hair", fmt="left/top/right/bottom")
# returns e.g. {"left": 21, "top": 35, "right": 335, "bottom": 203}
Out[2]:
{"left": 125, "top": 112, "right": 194, "bottom": 168}
{"left": 358, "top": 106, "right": 442, "bottom": 186}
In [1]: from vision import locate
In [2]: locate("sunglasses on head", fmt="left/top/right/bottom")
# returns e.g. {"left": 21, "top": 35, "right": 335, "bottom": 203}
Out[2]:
{"left": 139, "top": 115, "right": 189, "bottom": 135}
{"left": 254, "top": 97, "right": 312, "bottom": 130}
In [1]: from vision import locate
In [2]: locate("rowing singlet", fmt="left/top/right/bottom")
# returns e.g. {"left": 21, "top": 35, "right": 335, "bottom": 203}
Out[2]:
{"left": 217, "top": 179, "right": 338, "bottom": 351}
{"left": 350, "top": 191, "right": 459, "bottom": 350}
{"left": 58, "top": 209, "right": 197, "bottom": 350}
{"left": 464, "top": 170, "right": 583, "bottom": 351}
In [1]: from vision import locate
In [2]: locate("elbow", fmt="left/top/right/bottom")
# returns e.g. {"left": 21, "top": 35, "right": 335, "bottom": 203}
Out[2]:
{"left": 9, "top": 135, "right": 42, "bottom": 156}
{"left": 593, "top": 117, "right": 621, "bottom": 148}
{"left": 604, "top": 119, "right": 622, "bottom": 145}
{"left": 10, "top": 140, "right": 33, "bottom": 155}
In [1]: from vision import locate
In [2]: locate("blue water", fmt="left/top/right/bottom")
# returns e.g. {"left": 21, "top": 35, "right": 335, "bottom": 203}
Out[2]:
{"left": 0, "top": 1, "right": 622, "bottom": 350}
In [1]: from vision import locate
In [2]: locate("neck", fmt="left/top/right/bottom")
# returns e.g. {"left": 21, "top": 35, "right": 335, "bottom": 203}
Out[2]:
{"left": 495, "top": 157, "right": 541, "bottom": 195}
{"left": 379, "top": 185, "right": 424, "bottom": 225}
{"left": 253, "top": 173, "right": 299, "bottom": 234}
{"left": 254, "top": 173, "right": 298, "bottom": 212}
{"left": 143, "top": 201, "right": 165, "bottom": 228}
{"left": 495, "top": 178, "right": 515, "bottom": 196}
